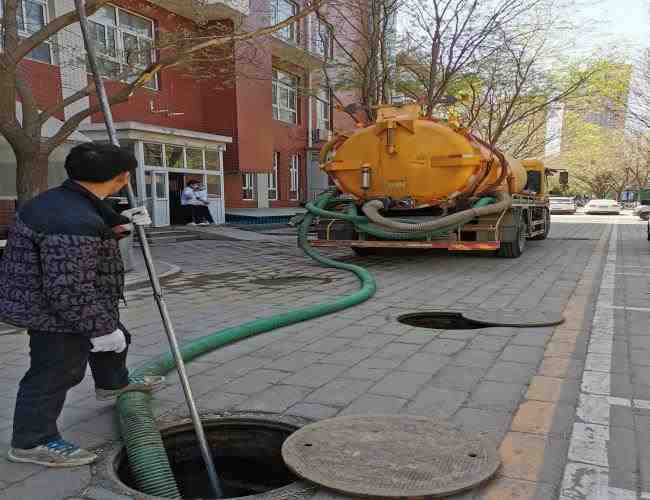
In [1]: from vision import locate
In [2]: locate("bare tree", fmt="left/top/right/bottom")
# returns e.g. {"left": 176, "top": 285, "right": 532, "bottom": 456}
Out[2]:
{"left": 315, "top": 0, "right": 402, "bottom": 123}
{"left": 0, "top": 0, "right": 326, "bottom": 204}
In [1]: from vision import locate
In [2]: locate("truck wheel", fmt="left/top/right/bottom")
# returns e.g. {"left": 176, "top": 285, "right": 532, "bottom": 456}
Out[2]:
{"left": 647, "top": 221, "right": 650, "bottom": 241}
{"left": 641, "top": 212, "right": 650, "bottom": 221}
{"left": 529, "top": 208, "right": 550, "bottom": 241}
{"left": 499, "top": 215, "right": 527, "bottom": 258}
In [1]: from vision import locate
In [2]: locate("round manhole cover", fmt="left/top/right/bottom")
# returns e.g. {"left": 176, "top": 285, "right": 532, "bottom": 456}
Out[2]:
{"left": 282, "top": 415, "right": 500, "bottom": 498}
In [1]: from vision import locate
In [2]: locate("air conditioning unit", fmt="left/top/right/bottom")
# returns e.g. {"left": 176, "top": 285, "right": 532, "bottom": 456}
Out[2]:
{"left": 312, "top": 128, "right": 331, "bottom": 143}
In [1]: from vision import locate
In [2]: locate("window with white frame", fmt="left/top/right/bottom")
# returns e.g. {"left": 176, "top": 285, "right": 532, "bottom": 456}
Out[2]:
{"left": 242, "top": 173, "right": 255, "bottom": 200}
{"left": 142, "top": 143, "right": 222, "bottom": 172}
{"left": 88, "top": 5, "right": 157, "bottom": 89}
{"left": 311, "top": 17, "right": 332, "bottom": 59}
{"left": 271, "top": 0, "right": 298, "bottom": 44}
{"left": 269, "top": 152, "right": 279, "bottom": 201}
{"left": 317, "top": 88, "right": 331, "bottom": 131}
{"left": 289, "top": 154, "right": 300, "bottom": 200}
{"left": 272, "top": 69, "right": 298, "bottom": 124}
{"left": 0, "top": 0, "right": 52, "bottom": 63}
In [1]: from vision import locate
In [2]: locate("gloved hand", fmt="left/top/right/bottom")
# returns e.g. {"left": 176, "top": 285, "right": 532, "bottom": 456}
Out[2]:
{"left": 91, "top": 329, "right": 127, "bottom": 353}
{"left": 121, "top": 206, "right": 152, "bottom": 226}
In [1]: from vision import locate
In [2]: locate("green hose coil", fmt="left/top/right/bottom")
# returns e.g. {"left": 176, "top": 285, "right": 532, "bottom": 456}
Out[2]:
{"left": 116, "top": 191, "right": 377, "bottom": 498}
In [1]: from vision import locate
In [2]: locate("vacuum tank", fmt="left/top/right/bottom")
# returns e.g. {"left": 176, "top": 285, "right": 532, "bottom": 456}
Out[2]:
{"left": 322, "top": 104, "right": 528, "bottom": 210}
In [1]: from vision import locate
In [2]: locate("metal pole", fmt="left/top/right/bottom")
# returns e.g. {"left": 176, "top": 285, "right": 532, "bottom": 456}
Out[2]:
{"left": 73, "top": 1, "right": 223, "bottom": 497}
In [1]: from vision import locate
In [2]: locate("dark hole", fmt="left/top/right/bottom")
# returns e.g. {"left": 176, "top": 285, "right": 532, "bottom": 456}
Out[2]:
{"left": 304, "top": 443, "right": 313, "bottom": 447}
{"left": 468, "top": 453, "right": 478, "bottom": 458}
{"left": 397, "top": 312, "right": 485, "bottom": 330}
{"left": 116, "top": 420, "right": 298, "bottom": 499}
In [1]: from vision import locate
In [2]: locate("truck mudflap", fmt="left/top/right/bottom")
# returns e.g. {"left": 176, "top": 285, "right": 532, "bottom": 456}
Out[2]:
{"left": 310, "top": 240, "right": 501, "bottom": 251}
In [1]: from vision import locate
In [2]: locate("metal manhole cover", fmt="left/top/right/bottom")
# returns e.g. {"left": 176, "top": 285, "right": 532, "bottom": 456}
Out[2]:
{"left": 464, "top": 310, "right": 564, "bottom": 327}
{"left": 281, "top": 415, "right": 500, "bottom": 498}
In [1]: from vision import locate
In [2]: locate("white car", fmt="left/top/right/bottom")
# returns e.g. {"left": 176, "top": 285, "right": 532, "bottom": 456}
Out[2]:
{"left": 584, "top": 199, "right": 621, "bottom": 215}
{"left": 634, "top": 204, "right": 650, "bottom": 220}
{"left": 549, "top": 197, "right": 576, "bottom": 214}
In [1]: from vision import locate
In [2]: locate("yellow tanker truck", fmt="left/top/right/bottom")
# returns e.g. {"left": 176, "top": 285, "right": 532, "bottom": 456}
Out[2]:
{"left": 309, "top": 103, "right": 561, "bottom": 258}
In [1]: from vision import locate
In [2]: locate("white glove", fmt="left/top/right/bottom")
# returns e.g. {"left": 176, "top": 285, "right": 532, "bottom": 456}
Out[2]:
{"left": 91, "top": 329, "right": 127, "bottom": 353}
{"left": 122, "top": 206, "right": 152, "bottom": 226}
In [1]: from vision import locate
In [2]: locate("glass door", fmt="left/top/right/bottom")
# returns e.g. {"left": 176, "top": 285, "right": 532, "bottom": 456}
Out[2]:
{"left": 151, "top": 171, "right": 170, "bottom": 226}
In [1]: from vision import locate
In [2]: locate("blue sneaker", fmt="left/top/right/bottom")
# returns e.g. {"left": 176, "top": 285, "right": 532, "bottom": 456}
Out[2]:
{"left": 8, "top": 438, "right": 97, "bottom": 467}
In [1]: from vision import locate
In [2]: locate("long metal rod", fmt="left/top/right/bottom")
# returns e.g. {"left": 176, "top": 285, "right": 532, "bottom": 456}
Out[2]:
{"left": 73, "top": 2, "right": 223, "bottom": 496}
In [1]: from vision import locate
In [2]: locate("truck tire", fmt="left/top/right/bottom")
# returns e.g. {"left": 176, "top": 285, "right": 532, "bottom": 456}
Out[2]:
{"left": 647, "top": 221, "right": 650, "bottom": 241}
{"left": 499, "top": 214, "right": 527, "bottom": 258}
{"left": 529, "top": 208, "right": 550, "bottom": 241}
{"left": 641, "top": 212, "right": 650, "bottom": 221}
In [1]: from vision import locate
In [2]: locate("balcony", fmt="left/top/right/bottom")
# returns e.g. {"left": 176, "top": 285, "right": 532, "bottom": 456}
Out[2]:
{"left": 150, "top": 0, "right": 249, "bottom": 21}
{"left": 271, "top": 32, "right": 326, "bottom": 69}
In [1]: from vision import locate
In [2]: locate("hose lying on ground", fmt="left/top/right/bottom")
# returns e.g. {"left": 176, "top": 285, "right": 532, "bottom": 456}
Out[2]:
{"left": 116, "top": 190, "right": 505, "bottom": 498}
{"left": 115, "top": 190, "right": 377, "bottom": 498}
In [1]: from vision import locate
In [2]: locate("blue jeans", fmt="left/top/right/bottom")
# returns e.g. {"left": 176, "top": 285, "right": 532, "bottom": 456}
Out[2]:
{"left": 12, "top": 329, "right": 131, "bottom": 449}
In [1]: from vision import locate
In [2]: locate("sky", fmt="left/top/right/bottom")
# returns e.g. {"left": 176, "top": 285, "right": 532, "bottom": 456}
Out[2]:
{"left": 576, "top": 0, "right": 649, "bottom": 54}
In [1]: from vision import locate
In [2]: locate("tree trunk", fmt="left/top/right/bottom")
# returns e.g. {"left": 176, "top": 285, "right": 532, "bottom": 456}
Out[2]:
{"left": 16, "top": 150, "right": 50, "bottom": 207}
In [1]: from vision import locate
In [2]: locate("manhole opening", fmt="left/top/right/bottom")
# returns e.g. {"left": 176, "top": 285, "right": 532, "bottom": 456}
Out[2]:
{"left": 115, "top": 419, "right": 299, "bottom": 499}
{"left": 398, "top": 312, "right": 486, "bottom": 330}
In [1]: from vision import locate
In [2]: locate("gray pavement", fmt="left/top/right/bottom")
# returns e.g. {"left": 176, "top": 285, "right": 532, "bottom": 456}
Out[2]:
{"left": 0, "top": 214, "right": 648, "bottom": 499}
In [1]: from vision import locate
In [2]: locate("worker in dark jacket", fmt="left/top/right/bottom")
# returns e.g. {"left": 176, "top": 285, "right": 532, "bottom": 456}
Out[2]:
{"left": 0, "top": 143, "right": 164, "bottom": 467}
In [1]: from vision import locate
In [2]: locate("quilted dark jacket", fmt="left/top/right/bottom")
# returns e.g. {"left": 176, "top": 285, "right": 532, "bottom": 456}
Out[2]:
{"left": 0, "top": 180, "right": 129, "bottom": 337}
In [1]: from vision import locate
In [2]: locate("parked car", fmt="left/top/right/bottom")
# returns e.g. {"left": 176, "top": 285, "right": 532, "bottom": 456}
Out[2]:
{"left": 549, "top": 196, "right": 577, "bottom": 214}
{"left": 634, "top": 204, "right": 650, "bottom": 220}
{"left": 584, "top": 199, "right": 621, "bottom": 215}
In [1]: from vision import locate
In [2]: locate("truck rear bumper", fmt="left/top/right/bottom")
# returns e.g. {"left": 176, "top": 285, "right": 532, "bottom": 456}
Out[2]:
{"left": 310, "top": 239, "right": 501, "bottom": 251}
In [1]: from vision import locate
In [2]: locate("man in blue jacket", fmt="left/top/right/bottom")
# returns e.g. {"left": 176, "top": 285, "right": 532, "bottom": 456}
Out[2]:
{"left": 0, "top": 143, "right": 164, "bottom": 467}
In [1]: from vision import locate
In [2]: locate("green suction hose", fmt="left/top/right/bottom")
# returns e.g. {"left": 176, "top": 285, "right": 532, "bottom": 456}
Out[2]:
{"left": 115, "top": 191, "right": 501, "bottom": 498}
{"left": 115, "top": 191, "right": 377, "bottom": 498}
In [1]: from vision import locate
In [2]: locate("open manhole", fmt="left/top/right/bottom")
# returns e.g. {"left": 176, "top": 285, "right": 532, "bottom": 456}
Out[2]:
{"left": 398, "top": 312, "right": 485, "bottom": 330}
{"left": 282, "top": 415, "right": 501, "bottom": 498}
{"left": 398, "top": 310, "right": 564, "bottom": 330}
{"left": 104, "top": 414, "right": 311, "bottom": 500}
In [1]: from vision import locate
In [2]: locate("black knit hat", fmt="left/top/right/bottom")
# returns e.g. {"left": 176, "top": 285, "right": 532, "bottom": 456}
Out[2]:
{"left": 65, "top": 142, "right": 138, "bottom": 182}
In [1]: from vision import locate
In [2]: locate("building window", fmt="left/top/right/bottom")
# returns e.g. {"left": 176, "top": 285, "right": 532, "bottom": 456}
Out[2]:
{"left": 88, "top": 5, "right": 157, "bottom": 89}
{"left": 242, "top": 173, "right": 255, "bottom": 200}
{"left": 271, "top": 0, "right": 298, "bottom": 44}
{"left": 269, "top": 152, "right": 279, "bottom": 201}
{"left": 143, "top": 143, "right": 222, "bottom": 172}
{"left": 317, "top": 88, "right": 331, "bottom": 131}
{"left": 0, "top": 0, "right": 53, "bottom": 63}
{"left": 289, "top": 154, "right": 300, "bottom": 201}
{"left": 273, "top": 69, "right": 298, "bottom": 124}
{"left": 311, "top": 17, "right": 332, "bottom": 59}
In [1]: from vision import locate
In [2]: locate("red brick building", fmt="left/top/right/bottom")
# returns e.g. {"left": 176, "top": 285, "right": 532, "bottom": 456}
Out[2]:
{"left": 0, "top": 0, "right": 335, "bottom": 227}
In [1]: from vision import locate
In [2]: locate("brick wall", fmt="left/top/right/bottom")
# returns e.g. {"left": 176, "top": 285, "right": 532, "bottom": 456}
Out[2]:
{"left": 0, "top": 200, "right": 16, "bottom": 237}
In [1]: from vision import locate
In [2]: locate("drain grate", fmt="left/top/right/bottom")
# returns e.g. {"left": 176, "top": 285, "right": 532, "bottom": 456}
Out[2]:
{"left": 282, "top": 415, "right": 500, "bottom": 498}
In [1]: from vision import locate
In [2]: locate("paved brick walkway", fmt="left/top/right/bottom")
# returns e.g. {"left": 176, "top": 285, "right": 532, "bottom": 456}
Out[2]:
{"left": 0, "top": 218, "right": 648, "bottom": 499}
